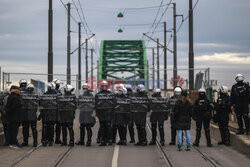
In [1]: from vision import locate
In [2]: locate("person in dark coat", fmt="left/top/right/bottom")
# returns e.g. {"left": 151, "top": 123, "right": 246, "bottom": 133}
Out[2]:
{"left": 193, "top": 88, "right": 214, "bottom": 147}
{"left": 173, "top": 90, "right": 193, "bottom": 151}
{"left": 0, "top": 87, "right": 10, "bottom": 146}
{"left": 5, "top": 86, "right": 22, "bottom": 149}
{"left": 213, "top": 86, "right": 231, "bottom": 146}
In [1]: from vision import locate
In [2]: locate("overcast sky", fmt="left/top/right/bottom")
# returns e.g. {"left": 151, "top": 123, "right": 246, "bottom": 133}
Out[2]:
{"left": 0, "top": 0, "right": 250, "bottom": 88}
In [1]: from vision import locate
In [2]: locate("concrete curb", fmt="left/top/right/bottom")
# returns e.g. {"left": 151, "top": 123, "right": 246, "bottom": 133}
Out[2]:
{"left": 210, "top": 124, "right": 250, "bottom": 157}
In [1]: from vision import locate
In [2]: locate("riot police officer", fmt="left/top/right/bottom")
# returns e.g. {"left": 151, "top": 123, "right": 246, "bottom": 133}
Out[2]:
{"left": 53, "top": 79, "right": 62, "bottom": 144}
{"left": 21, "top": 84, "right": 39, "bottom": 147}
{"left": 95, "top": 81, "right": 115, "bottom": 146}
{"left": 214, "top": 86, "right": 231, "bottom": 146}
{"left": 168, "top": 87, "right": 182, "bottom": 145}
{"left": 114, "top": 87, "right": 130, "bottom": 145}
{"left": 76, "top": 83, "right": 96, "bottom": 146}
{"left": 131, "top": 84, "right": 150, "bottom": 146}
{"left": 149, "top": 88, "right": 168, "bottom": 146}
{"left": 126, "top": 84, "right": 135, "bottom": 143}
{"left": 193, "top": 88, "right": 213, "bottom": 147}
{"left": 58, "top": 85, "right": 76, "bottom": 146}
{"left": 39, "top": 82, "right": 58, "bottom": 146}
{"left": 231, "top": 74, "right": 250, "bottom": 135}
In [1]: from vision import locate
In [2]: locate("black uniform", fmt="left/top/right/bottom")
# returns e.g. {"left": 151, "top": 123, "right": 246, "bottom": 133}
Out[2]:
{"left": 95, "top": 89, "right": 115, "bottom": 146}
{"left": 5, "top": 91, "right": 22, "bottom": 146}
{"left": 168, "top": 95, "right": 179, "bottom": 145}
{"left": 77, "top": 90, "right": 96, "bottom": 146}
{"left": 149, "top": 93, "right": 168, "bottom": 145}
{"left": 193, "top": 94, "right": 214, "bottom": 147}
{"left": 0, "top": 92, "right": 9, "bottom": 146}
{"left": 127, "top": 89, "right": 135, "bottom": 143}
{"left": 114, "top": 93, "right": 131, "bottom": 145}
{"left": 58, "top": 93, "right": 76, "bottom": 146}
{"left": 214, "top": 93, "right": 231, "bottom": 145}
{"left": 39, "top": 89, "right": 58, "bottom": 146}
{"left": 231, "top": 82, "right": 250, "bottom": 134}
{"left": 55, "top": 88, "right": 62, "bottom": 144}
{"left": 21, "top": 91, "right": 39, "bottom": 147}
{"left": 131, "top": 91, "right": 150, "bottom": 146}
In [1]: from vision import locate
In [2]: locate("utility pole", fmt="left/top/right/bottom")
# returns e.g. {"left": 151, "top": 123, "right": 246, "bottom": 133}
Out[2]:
{"left": 85, "top": 39, "right": 88, "bottom": 81}
{"left": 163, "top": 21, "right": 167, "bottom": 93}
{"left": 189, "top": 0, "right": 194, "bottom": 90}
{"left": 91, "top": 49, "right": 94, "bottom": 89}
{"left": 173, "top": 3, "right": 177, "bottom": 88}
{"left": 78, "top": 22, "right": 81, "bottom": 89}
{"left": 97, "top": 60, "right": 99, "bottom": 88}
{"left": 48, "top": 0, "right": 53, "bottom": 82}
{"left": 157, "top": 38, "right": 160, "bottom": 88}
{"left": 67, "top": 3, "right": 71, "bottom": 84}
{"left": 152, "top": 48, "right": 155, "bottom": 89}
{"left": 147, "top": 60, "right": 149, "bottom": 89}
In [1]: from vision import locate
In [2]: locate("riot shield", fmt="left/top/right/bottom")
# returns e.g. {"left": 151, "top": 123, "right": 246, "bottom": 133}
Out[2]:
{"left": 150, "top": 97, "right": 168, "bottom": 112}
{"left": 39, "top": 94, "right": 58, "bottom": 122}
{"left": 78, "top": 96, "right": 96, "bottom": 124}
{"left": 115, "top": 97, "right": 131, "bottom": 113}
{"left": 21, "top": 94, "right": 39, "bottom": 121}
{"left": 95, "top": 93, "right": 115, "bottom": 110}
{"left": 58, "top": 95, "right": 76, "bottom": 123}
{"left": 130, "top": 96, "right": 149, "bottom": 113}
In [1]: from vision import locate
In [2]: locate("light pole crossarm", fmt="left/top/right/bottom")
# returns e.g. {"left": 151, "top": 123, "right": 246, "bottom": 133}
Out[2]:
{"left": 71, "top": 34, "right": 95, "bottom": 55}
{"left": 143, "top": 33, "right": 173, "bottom": 53}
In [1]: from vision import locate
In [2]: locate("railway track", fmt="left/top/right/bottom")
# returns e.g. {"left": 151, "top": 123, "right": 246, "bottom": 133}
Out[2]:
{"left": 146, "top": 121, "right": 221, "bottom": 167}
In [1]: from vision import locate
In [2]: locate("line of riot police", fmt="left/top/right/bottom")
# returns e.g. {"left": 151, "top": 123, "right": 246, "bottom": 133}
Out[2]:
{"left": 7, "top": 73, "right": 249, "bottom": 148}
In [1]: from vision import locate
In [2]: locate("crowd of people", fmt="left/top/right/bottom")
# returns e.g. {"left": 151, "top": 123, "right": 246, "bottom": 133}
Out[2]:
{"left": 0, "top": 74, "right": 249, "bottom": 151}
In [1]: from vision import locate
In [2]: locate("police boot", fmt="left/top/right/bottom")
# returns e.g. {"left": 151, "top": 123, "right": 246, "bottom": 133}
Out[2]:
{"left": 135, "top": 126, "right": 142, "bottom": 146}
{"left": 55, "top": 123, "right": 62, "bottom": 144}
{"left": 218, "top": 128, "right": 225, "bottom": 145}
{"left": 205, "top": 129, "right": 213, "bottom": 147}
{"left": 122, "top": 127, "right": 127, "bottom": 145}
{"left": 159, "top": 125, "right": 165, "bottom": 146}
{"left": 61, "top": 126, "right": 67, "bottom": 146}
{"left": 193, "top": 129, "right": 201, "bottom": 147}
{"left": 86, "top": 127, "right": 92, "bottom": 146}
{"left": 96, "top": 127, "right": 101, "bottom": 144}
{"left": 112, "top": 125, "right": 117, "bottom": 143}
{"left": 236, "top": 116, "right": 244, "bottom": 135}
{"left": 128, "top": 124, "right": 135, "bottom": 143}
{"left": 141, "top": 128, "right": 147, "bottom": 146}
{"left": 243, "top": 115, "right": 249, "bottom": 135}
{"left": 117, "top": 127, "right": 123, "bottom": 145}
{"left": 108, "top": 123, "right": 113, "bottom": 146}
{"left": 76, "top": 126, "right": 85, "bottom": 145}
{"left": 224, "top": 127, "right": 230, "bottom": 146}
{"left": 149, "top": 124, "right": 157, "bottom": 145}
{"left": 41, "top": 123, "right": 47, "bottom": 146}
{"left": 31, "top": 124, "right": 38, "bottom": 147}
{"left": 68, "top": 126, "right": 75, "bottom": 147}
{"left": 48, "top": 124, "right": 54, "bottom": 146}
{"left": 22, "top": 123, "right": 29, "bottom": 146}
{"left": 169, "top": 127, "right": 176, "bottom": 145}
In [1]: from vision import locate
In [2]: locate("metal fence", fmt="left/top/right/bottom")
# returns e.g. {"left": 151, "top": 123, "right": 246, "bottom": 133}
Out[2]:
{"left": 0, "top": 67, "right": 216, "bottom": 97}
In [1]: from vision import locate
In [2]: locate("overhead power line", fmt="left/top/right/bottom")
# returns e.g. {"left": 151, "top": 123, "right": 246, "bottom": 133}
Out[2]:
{"left": 59, "top": 0, "right": 78, "bottom": 24}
